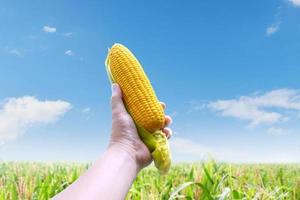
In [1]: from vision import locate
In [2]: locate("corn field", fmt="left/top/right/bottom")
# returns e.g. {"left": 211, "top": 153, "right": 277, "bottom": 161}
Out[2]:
{"left": 0, "top": 161, "right": 299, "bottom": 200}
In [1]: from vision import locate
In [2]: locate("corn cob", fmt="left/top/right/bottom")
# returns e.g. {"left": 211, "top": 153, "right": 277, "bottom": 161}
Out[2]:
{"left": 105, "top": 43, "right": 171, "bottom": 174}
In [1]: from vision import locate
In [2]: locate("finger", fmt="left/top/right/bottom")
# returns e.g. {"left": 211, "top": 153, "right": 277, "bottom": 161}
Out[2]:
{"left": 111, "top": 84, "right": 127, "bottom": 115}
{"left": 162, "top": 127, "right": 172, "bottom": 139}
{"left": 160, "top": 102, "right": 166, "bottom": 110}
{"left": 164, "top": 115, "right": 172, "bottom": 127}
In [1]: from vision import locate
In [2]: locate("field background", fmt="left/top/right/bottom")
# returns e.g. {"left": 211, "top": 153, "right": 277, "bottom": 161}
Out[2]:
{"left": 0, "top": 161, "right": 299, "bottom": 200}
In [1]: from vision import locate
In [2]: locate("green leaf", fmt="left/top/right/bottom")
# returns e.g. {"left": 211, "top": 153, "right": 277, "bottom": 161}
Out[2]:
{"left": 169, "top": 181, "right": 195, "bottom": 200}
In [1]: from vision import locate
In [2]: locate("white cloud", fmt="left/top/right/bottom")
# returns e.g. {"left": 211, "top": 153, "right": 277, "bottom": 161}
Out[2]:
{"left": 82, "top": 107, "right": 91, "bottom": 113}
{"left": 63, "top": 32, "right": 73, "bottom": 37}
{"left": 43, "top": 26, "right": 56, "bottom": 33}
{"left": 266, "top": 23, "right": 280, "bottom": 36}
{"left": 188, "top": 100, "right": 206, "bottom": 112}
{"left": 9, "top": 49, "right": 22, "bottom": 57}
{"left": 170, "top": 137, "right": 211, "bottom": 156}
{"left": 289, "top": 0, "right": 300, "bottom": 7}
{"left": 0, "top": 96, "right": 71, "bottom": 143}
{"left": 206, "top": 89, "right": 300, "bottom": 127}
{"left": 170, "top": 137, "right": 300, "bottom": 163}
{"left": 267, "top": 127, "right": 287, "bottom": 136}
{"left": 64, "top": 50, "right": 74, "bottom": 56}
{"left": 170, "top": 137, "right": 244, "bottom": 163}
{"left": 81, "top": 107, "right": 92, "bottom": 120}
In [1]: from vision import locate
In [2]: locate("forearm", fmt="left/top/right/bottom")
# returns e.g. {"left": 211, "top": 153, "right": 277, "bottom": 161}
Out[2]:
{"left": 52, "top": 145, "right": 140, "bottom": 200}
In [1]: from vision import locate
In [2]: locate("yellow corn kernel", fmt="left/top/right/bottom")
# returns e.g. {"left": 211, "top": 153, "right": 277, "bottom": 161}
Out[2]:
{"left": 107, "top": 44, "right": 165, "bottom": 133}
{"left": 105, "top": 43, "right": 171, "bottom": 174}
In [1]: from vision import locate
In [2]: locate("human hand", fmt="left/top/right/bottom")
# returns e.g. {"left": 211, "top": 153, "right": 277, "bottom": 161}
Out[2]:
{"left": 108, "top": 83, "right": 172, "bottom": 171}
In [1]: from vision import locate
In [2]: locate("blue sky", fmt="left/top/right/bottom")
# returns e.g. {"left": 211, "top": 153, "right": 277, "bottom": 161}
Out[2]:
{"left": 1, "top": 0, "right": 300, "bottom": 163}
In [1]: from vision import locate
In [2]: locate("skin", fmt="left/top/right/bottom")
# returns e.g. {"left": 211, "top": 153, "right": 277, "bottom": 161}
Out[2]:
{"left": 52, "top": 84, "right": 172, "bottom": 200}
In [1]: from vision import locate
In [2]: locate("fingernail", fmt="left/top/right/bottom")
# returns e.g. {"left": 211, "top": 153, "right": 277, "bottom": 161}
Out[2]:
{"left": 111, "top": 83, "right": 118, "bottom": 93}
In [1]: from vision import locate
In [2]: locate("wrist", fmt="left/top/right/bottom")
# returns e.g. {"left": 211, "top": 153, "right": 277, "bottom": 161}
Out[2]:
{"left": 107, "top": 142, "right": 143, "bottom": 172}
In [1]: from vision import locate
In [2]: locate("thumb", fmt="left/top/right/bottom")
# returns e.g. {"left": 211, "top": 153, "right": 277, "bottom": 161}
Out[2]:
{"left": 111, "top": 83, "right": 127, "bottom": 115}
